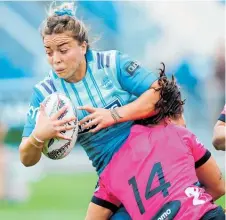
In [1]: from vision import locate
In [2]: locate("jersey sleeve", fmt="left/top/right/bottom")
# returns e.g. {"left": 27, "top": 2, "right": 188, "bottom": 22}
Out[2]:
{"left": 218, "top": 104, "right": 226, "bottom": 122}
{"left": 116, "top": 51, "right": 158, "bottom": 97}
{"left": 22, "top": 88, "right": 45, "bottom": 137}
{"left": 188, "top": 133, "right": 211, "bottom": 169}
{"left": 92, "top": 175, "right": 121, "bottom": 213}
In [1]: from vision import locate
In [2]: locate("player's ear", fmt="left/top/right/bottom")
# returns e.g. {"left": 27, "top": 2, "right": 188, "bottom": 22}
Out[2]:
{"left": 179, "top": 114, "right": 186, "bottom": 127}
{"left": 80, "top": 41, "right": 87, "bottom": 55}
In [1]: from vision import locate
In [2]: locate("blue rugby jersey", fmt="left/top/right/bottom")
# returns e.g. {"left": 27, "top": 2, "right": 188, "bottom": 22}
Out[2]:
{"left": 22, "top": 49, "right": 157, "bottom": 174}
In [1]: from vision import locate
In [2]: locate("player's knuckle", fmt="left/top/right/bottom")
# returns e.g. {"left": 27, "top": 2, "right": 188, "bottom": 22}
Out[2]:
{"left": 65, "top": 119, "right": 70, "bottom": 123}
{"left": 52, "top": 121, "right": 56, "bottom": 125}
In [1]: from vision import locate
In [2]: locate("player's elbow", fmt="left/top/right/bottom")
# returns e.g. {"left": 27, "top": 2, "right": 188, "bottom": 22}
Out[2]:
{"left": 218, "top": 186, "right": 225, "bottom": 198}
{"left": 206, "top": 178, "right": 225, "bottom": 201}
{"left": 19, "top": 154, "right": 37, "bottom": 167}
{"left": 213, "top": 184, "right": 225, "bottom": 200}
{"left": 19, "top": 146, "right": 40, "bottom": 167}
{"left": 205, "top": 185, "right": 225, "bottom": 201}
{"left": 20, "top": 159, "right": 36, "bottom": 167}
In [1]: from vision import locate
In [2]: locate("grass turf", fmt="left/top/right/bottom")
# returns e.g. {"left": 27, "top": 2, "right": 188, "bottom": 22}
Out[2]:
{"left": 0, "top": 173, "right": 97, "bottom": 220}
{"left": 0, "top": 173, "right": 224, "bottom": 220}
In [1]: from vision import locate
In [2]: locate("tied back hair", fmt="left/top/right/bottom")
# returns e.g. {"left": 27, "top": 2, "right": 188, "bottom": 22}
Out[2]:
{"left": 40, "top": 1, "right": 90, "bottom": 51}
{"left": 136, "top": 63, "right": 185, "bottom": 125}
{"left": 48, "top": 1, "right": 77, "bottom": 17}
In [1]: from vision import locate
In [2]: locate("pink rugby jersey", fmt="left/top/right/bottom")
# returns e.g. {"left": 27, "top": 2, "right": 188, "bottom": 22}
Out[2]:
{"left": 93, "top": 124, "right": 217, "bottom": 220}
{"left": 218, "top": 104, "right": 226, "bottom": 122}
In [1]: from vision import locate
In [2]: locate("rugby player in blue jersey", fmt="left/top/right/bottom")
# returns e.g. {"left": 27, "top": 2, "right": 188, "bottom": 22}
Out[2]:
{"left": 19, "top": 3, "right": 161, "bottom": 219}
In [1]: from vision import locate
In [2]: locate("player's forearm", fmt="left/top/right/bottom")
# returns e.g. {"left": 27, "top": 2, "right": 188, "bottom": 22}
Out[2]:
{"left": 196, "top": 157, "right": 225, "bottom": 201}
{"left": 205, "top": 181, "right": 225, "bottom": 201}
{"left": 19, "top": 137, "right": 43, "bottom": 167}
{"left": 212, "top": 126, "right": 225, "bottom": 150}
{"left": 116, "top": 88, "right": 160, "bottom": 123}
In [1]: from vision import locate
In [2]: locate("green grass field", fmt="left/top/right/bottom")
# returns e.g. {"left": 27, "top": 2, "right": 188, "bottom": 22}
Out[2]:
{"left": 0, "top": 173, "right": 98, "bottom": 220}
{"left": 0, "top": 173, "right": 224, "bottom": 220}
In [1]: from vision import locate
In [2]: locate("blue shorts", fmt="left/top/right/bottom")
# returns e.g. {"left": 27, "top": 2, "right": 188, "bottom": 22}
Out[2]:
{"left": 201, "top": 206, "right": 225, "bottom": 220}
{"left": 110, "top": 205, "right": 132, "bottom": 220}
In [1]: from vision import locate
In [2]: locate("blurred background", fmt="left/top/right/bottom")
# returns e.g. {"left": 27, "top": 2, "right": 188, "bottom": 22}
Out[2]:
{"left": 0, "top": 1, "right": 225, "bottom": 219}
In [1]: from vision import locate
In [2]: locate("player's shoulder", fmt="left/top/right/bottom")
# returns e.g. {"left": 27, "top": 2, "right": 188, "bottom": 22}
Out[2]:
{"left": 128, "top": 125, "right": 153, "bottom": 142}
{"left": 130, "top": 124, "right": 150, "bottom": 133}
{"left": 170, "top": 124, "right": 194, "bottom": 144}
{"left": 90, "top": 49, "right": 119, "bottom": 56}
{"left": 88, "top": 49, "right": 121, "bottom": 70}
{"left": 90, "top": 49, "right": 120, "bottom": 59}
{"left": 170, "top": 124, "right": 192, "bottom": 135}
{"left": 33, "top": 74, "right": 57, "bottom": 98}
{"left": 34, "top": 75, "right": 50, "bottom": 87}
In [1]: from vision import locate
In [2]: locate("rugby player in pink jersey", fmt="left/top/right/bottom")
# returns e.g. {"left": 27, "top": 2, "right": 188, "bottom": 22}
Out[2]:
{"left": 212, "top": 105, "right": 225, "bottom": 151}
{"left": 85, "top": 65, "right": 225, "bottom": 220}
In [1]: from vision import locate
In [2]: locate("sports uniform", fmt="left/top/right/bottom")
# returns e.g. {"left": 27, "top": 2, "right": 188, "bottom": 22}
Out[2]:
{"left": 93, "top": 124, "right": 224, "bottom": 219}
{"left": 22, "top": 49, "right": 157, "bottom": 219}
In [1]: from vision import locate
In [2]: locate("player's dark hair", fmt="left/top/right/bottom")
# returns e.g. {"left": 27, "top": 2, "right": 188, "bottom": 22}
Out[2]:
{"left": 136, "top": 63, "right": 185, "bottom": 125}
{"left": 40, "top": 2, "right": 89, "bottom": 51}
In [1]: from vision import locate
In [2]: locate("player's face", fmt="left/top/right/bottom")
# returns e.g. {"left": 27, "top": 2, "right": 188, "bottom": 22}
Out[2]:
{"left": 43, "top": 32, "right": 87, "bottom": 82}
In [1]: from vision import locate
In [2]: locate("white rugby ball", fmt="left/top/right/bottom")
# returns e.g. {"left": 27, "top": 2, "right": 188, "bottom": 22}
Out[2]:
{"left": 40, "top": 93, "right": 78, "bottom": 160}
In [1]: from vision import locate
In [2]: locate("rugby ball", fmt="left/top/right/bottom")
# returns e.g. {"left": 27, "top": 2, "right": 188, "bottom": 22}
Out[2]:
{"left": 40, "top": 93, "right": 78, "bottom": 160}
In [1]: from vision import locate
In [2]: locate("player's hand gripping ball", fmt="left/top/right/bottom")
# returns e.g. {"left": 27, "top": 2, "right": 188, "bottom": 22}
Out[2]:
{"left": 39, "top": 93, "right": 78, "bottom": 160}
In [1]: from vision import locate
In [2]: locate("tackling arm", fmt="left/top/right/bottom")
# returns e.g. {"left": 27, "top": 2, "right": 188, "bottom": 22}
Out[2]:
{"left": 114, "top": 80, "right": 160, "bottom": 123}
{"left": 187, "top": 132, "right": 225, "bottom": 201}
{"left": 115, "top": 52, "right": 161, "bottom": 122}
{"left": 196, "top": 156, "right": 225, "bottom": 201}
{"left": 78, "top": 52, "right": 161, "bottom": 132}
{"left": 85, "top": 202, "right": 113, "bottom": 220}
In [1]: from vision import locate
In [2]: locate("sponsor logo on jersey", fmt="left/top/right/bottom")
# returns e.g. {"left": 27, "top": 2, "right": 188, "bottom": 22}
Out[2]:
{"left": 28, "top": 105, "right": 39, "bottom": 119}
{"left": 101, "top": 76, "right": 114, "bottom": 90}
{"left": 185, "top": 186, "right": 209, "bottom": 206}
{"left": 78, "top": 99, "right": 122, "bottom": 135}
{"left": 152, "top": 200, "right": 181, "bottom": 220}
{"left": 195, "top": 137, "right": 203, "bottom": 146}
{"left": 125, "top": 61, "right": 140, "bottom": 76}
{"left": 158, "top": 209, "right": 171, "bottom": 220}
